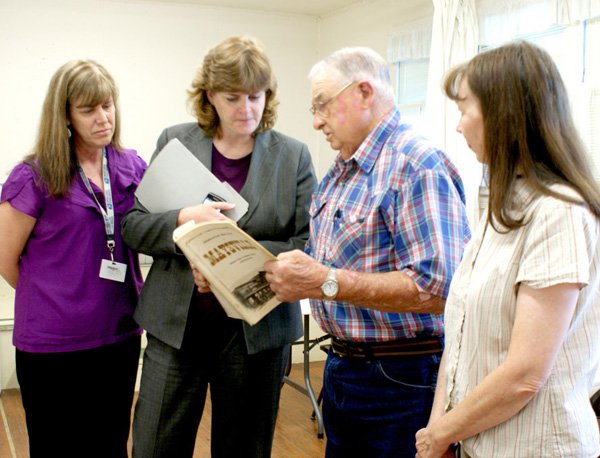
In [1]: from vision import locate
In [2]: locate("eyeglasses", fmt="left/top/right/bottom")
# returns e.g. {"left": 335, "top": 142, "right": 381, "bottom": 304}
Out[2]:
{"left": 309, "top": 81, "right": 354, "bottom": 117}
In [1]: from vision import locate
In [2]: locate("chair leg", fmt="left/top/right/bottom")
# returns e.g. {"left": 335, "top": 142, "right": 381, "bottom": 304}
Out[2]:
{"left": 284, "top": 345, "right": 292, "bottom": 377}
{"left": 311, "top": 386, "right": 324, "bottom": 420}
{"left": 311, "top": 342, "right": 329, "bottom": 420}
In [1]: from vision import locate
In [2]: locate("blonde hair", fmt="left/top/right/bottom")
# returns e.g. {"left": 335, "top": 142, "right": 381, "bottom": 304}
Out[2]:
{"left": 26, "top": 60, "right": 122, "bottom": 197}
{"left": 187, "top": 35, "right": 278, "bottom": 137}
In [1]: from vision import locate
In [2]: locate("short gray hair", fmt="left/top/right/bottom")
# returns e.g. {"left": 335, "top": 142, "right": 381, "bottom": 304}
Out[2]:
{"left": 308, "top": 47, "right": 395, "bottom": 102}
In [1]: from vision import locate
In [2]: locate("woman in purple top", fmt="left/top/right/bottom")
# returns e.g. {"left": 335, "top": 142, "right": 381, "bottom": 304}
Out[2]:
{"left": 0, "top": 60, "right": 146, "bottom": 458}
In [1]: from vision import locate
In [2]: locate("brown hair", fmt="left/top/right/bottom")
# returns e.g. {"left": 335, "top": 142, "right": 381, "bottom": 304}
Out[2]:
{"left": 187, "top": 35, "right": 278, "bottom": 137}
{"left": 25, "top": 60, "right": 123, "bottom": 197}
{"left": 444, "top": 40, "right": 600, "bottom": 230}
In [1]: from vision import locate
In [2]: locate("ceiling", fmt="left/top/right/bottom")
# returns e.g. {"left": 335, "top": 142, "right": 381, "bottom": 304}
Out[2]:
{"left": 150, "top": 0, "right": 366, "bottom": 17}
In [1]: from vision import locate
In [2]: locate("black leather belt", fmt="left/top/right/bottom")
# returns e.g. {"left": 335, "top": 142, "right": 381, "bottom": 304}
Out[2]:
{"left": 331, "top": 336, "right": 442, "bottom": 360}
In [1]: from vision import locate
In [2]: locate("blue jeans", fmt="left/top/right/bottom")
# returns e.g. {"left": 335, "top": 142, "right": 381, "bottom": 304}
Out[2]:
{"left": 323, "top": 350, "right": 441, "bottom": 458}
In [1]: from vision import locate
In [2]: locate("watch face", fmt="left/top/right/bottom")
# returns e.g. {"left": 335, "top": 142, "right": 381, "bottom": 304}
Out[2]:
{"left": 322, "top": 280, "right": 338, "bottom": 298}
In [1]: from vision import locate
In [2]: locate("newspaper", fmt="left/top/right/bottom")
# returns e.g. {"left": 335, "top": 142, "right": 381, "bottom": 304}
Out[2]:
{"left": 173, "top": 220, "right": 280, "bottom": 325}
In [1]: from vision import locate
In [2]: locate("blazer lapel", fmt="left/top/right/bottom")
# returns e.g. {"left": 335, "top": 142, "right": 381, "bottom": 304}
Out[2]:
{"left": 183, "top": 130, "right": 213, "bottom": 168}
{"left": 238, "top": 131, "right": 277, "bottom": 226}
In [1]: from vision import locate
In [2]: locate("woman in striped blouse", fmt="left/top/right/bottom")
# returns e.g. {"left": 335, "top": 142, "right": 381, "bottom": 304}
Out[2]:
{"left": 416, "top": 41, "right": 600, "bottom": 458}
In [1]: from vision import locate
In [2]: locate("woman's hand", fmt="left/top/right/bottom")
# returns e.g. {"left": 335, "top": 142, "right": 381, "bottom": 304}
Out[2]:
{"left": 191, "top": 266, "right": 211, "bottom": 294}
{"left": 177, "top": 202, "right": 235, "bottom": 226}
{"left": 415, "top": 427, "right": 454, "bottom": 458}
{"left": 0, "top": 202, "right": 36, "bottom": 288}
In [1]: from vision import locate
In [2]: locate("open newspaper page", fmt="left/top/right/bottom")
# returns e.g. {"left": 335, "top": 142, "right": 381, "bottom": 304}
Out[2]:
{"left": 173, "top": 220, "right": 280, "bottom": 325}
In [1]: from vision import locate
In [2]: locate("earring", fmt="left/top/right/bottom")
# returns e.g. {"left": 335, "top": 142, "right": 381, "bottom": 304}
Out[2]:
{"left": 67, "top": 126, "right": 72, "bottom": 138}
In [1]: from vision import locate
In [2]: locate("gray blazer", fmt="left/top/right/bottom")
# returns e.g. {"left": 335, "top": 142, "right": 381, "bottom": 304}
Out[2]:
{"left": 122, "top": 123, "right": 317, "bottom": 354}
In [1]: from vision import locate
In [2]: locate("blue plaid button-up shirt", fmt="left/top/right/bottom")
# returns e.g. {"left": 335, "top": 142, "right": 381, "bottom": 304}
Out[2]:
{"left": 307, "top": 108, "right": 471, "bottom": 342}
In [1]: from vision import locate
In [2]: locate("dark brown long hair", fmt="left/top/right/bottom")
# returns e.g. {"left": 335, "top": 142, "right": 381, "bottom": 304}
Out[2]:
{"left": 444, "top": 40, "right": 600, "bottom": 230}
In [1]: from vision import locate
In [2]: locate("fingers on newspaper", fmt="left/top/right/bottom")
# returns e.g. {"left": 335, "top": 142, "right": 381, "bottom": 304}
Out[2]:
{"left": 173, "top": 220, "right": 281, "bottom": 325}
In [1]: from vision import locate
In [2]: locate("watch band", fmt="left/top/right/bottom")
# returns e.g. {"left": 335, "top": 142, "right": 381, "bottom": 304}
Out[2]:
{"left": 321, "top": 268, "right": 339, "bottom": 299}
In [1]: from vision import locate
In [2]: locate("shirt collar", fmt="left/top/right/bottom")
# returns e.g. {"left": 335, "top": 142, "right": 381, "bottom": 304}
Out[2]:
{"left": 335, "top": 107, "right": 401, "bottom": 175}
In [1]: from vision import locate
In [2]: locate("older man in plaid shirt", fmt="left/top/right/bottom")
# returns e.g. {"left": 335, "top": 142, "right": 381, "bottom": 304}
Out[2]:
{"left": 265, "top": 46, "right": 471, "bottom": 458}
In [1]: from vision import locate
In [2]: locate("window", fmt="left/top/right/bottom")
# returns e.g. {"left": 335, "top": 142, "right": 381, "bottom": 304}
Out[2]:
{"left": 395, "top": 59, "right": 429, "bottom": 129}
{"left": 590, "top": 87, "right": 600, "bottom": 179}
{"left": 491, "top": 19, "right": 600, "bottom": 182}
{"left": 585, "top": 17, "right": 600, "bottom": 180}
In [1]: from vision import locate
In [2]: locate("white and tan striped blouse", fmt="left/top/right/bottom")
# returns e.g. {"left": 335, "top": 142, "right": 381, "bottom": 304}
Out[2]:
{"left": 444, "top": 181, "right": 600, "bottom": 457}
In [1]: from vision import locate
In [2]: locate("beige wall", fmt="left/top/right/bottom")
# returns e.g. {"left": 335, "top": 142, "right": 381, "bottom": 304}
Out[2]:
{"left": 312, "top": 0, "right": 435, "bottom": 178}
{"left": 0, "top": 0, "right": 447, "bottom": 388}
{"left": 0, "top": 0, "right": 320, "bottom": 319}
{"left": 0, "top": 0, "right": 324, "bottom": 389}
{"left": 2, "top": 0, "right": 599, "bottom": 393}
{"left": 0, "top": 0, "right": 320, "bottom": 176}
{"left": 0, "top": 0, "right": 438, "bottom": 192}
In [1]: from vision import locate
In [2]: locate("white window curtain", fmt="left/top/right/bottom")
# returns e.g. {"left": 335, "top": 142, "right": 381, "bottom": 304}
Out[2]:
{"left": 478, "top": 0, "right": 600, "bottom": 46}
{"left": 387, "top": 18, "right": 433, "bottom": 63}
{"left": 424, "top": 0, "right": 480, "bottom": 226}
{"left": 387, "top": 0, "right": 599, "bottom": 225}
{"left": 556, "top": 0, "right": 600, "bottom": 24}
{"left": 425, "top": 0, "right": 479, "bottom": 151}
{"left": 478, "top": 0, "right": 558, "bottom": 46}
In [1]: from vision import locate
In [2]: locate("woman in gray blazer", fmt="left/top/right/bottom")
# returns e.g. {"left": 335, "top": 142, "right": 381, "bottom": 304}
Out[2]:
{"left": 122, "top": 36, "right": 317, "bottom": 458}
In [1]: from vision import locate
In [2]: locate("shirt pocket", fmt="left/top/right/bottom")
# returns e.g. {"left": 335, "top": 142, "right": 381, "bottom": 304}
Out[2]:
{"left": 329, "top": 209, "right": 365, "bottom": 266}
{"left": 318, "top": 190, "right": 395, "bottom": 269}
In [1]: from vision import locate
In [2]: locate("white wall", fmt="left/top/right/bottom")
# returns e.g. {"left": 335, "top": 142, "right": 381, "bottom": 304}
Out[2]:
{"left": 0, "top": 0, "right": 445, "bottom": 318}
{"left": 0, "top": 0, "right": 319, "bottom": 312}
{"left": 1, "top": 0, "right": 597, "bottom": 393}
{"left": 0, "top": 0, "right": 320, "bottom": 176}
{"left": 0, "top": 0, "right": 324, "bottom": 388}
{"left": 1, "top": 0, "right": 476, "bottom": 389}
{"left": 314, "top": 0, "right": 435, "bottom": 178}
{"left": 320, "top": 0, "right": 432, "bottom": 55}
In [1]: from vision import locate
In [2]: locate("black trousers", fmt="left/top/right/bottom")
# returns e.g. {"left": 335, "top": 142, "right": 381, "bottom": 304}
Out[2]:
{"left": 16, "top": 335, "right": 141, "bottom": 458}
{"left": 132, "top": 305, "right": 289, "bottom": 458}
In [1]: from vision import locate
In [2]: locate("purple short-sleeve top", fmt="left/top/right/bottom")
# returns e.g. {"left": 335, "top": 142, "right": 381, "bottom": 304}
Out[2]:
{"left": 1, "top": 145, "right": 146, "bottom": 352}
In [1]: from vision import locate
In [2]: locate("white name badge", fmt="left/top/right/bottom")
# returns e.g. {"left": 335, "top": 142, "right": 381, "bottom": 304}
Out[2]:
{"left": 99, "top": 259, "right": 127, "bottom": 283}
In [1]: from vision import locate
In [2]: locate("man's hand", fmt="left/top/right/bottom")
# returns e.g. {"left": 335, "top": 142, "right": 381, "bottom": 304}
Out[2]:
{"left": 264, "top": 250, "right": 327, "bottom": 302}
{"left": 265, "top": 250, "right": 445, "bottom": 314}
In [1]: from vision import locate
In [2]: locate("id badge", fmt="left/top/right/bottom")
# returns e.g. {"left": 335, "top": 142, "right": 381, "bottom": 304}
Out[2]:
{"left": 99, "top": 259, "right": 127, "bottom": 283}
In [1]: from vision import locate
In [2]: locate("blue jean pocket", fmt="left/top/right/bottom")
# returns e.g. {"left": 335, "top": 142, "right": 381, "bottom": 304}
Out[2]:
{"left": 375, "top": 354, "right": 440, "bottom": 391}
